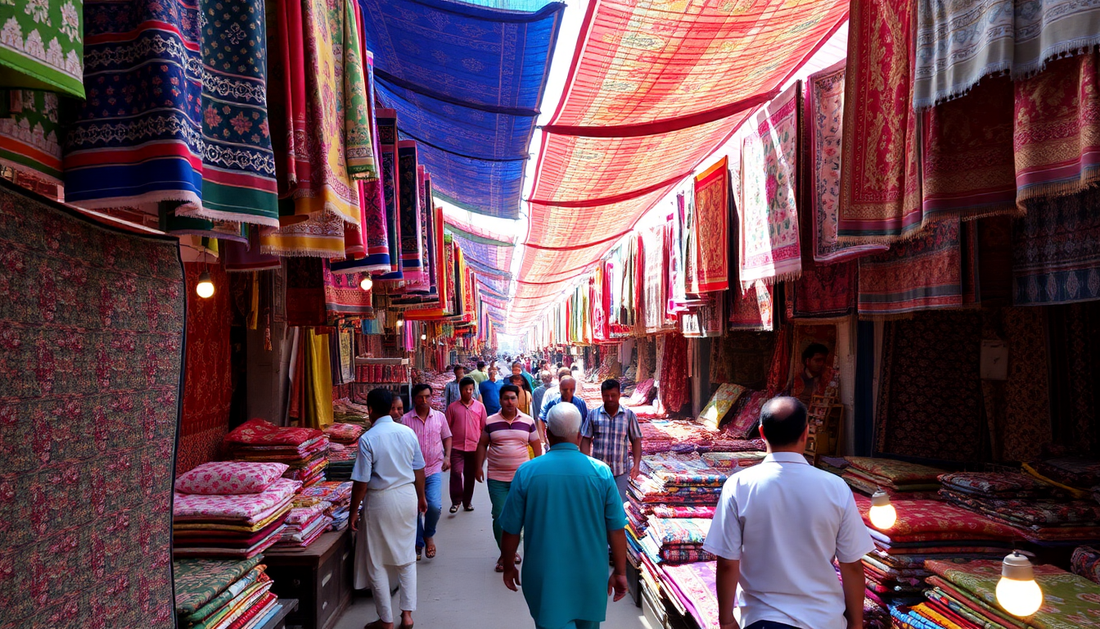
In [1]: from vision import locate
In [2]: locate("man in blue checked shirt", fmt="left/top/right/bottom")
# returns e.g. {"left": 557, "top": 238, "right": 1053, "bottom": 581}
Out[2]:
{"left": 580, "top": 379, "right": 642, "bottom": 503}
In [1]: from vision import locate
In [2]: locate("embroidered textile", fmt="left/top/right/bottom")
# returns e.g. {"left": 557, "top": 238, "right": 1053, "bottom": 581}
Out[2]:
{"left": 920, "top": 75, "right": 1017, "bottom": 223}
{"left": 226, "top": 419, "right": 323, "bottom": 448}
{"left": 0, "top": 182, "right": 184, "bottom": 629}
{"left": 64, "top": 0, "right": 204, "bottom": 211}
{"left": 693, "top": 158, "right": 730, "bottom": 292}
{"left": 806, "top": 61, "right": 889, "bottom": 263}
{"left": 641, "top": 224, "right": 668, "bottom": 333}
{"left": 728, "top": 280, "right": 774, "bottom": 331}
{"left": 173, "top": 557, "right": 262, "bottom": 616}
{"left": 852, "top": 498, "right": 1022, "bottom": 543}
{"left": 1072, "top": 545, "right": 1100, "bottom": 585}
{"left": 0, "top": 0, "right": 84, "bottom": 97}
{"left": 660, "top": 334, "right": 690, "bottom": 416}
{"left": 1014, "top": 52, "right": 1100, "bottom": 205}
{"left": 846, "top": 457, "right": 945, "bottom": 484}
{"left": 397, "top": 141, "right": 426, "bottom": 289}
{"left": 938, "top": 472, "right": 1062, "bottom": 498}
{"left": 726, "top": 390, "right": 767, "bottom": 439}
{"left": 858, "top": 218, "right": 978, "bottom": 318}
{"left": 876, "top": 312, "right": 985, "bottom": 461}
{"left": 662, "top": 562, "right": 720, "bottom": 629}
{"left": 739, "top": 84, "right": 801, "bottom": 287}
{"left": 1013, "top": 188, "right": 1100, "bottom": 306}
{"left": 175, "top": 462, "right": 289, "bottom": 496}
{"left": 323, "top": 261, "right": 372, "bottom": 318}
{"left": 697, "top": 384, "right": 747, "bottom": 433}
{"left": 0, "top": 89, "right": 62, "bottom": 195}
{"left": 173, "top": 478, "right": 300, "bottom": 521}
{"left": 788, "top": 258, "right": 856, "bottom": 319}
{"left": 839, "top": 0, "right": 923, "bottom": 242}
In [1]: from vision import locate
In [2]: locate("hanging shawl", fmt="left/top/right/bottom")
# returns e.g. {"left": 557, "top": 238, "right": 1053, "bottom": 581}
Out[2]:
{"left": 728, "top": 280, "right": 774, "bottom": 332}
{"left": 667, "top": 194, "right": 688, "bottom": 315}
{"left": 0, "top": 0, "right": 84, "bottom": 97}
{"left": 642, "top": 225, "right": 667, "bottom": 334}
{"left": 375, "top": 109, "right": 402, "bottom": 278}
{"left": 739, "top": 83, "right": 802, "bottom": 286}
{"left": 805, "top": 62, "right": 889, "bottom": 263}
{"left": 398, "top": 141, "right": 426, "bottom": 290}
{"left": 323, "top": 260, "right": 373, "bottom": 318}
{"left": 838, "top": 0, "right": 923, "bottom": 243}
{"left": 693, "top": 158, "right": 730, "bottom": 293}
{"left": 0, "top": 89, "right": 62, "bottom": 198}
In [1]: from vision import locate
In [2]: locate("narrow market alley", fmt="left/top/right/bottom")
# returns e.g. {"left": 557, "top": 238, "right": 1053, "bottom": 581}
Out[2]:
{"left": 333, "top": 473, "right": 648, "bottom": 629}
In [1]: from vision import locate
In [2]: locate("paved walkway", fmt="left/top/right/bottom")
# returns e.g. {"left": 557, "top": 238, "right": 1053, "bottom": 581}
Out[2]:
{"left": 333, "top": 471, "right": 648, "bottom": 629}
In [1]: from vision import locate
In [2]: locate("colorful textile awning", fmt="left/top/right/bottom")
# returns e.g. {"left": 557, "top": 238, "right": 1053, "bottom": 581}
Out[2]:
{"left": 359, "top": 0, "right": 565, "bottom": 219}
{"left": 509, "top": 0, "right": 849, "bottom": 330}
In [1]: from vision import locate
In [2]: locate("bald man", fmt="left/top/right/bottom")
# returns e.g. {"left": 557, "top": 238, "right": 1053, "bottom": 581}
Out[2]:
{"left": 538, "top": 375, "right": 588, "bottom": 445}
{"left": 499, "top": 403, "right": 628, "bottom": 629}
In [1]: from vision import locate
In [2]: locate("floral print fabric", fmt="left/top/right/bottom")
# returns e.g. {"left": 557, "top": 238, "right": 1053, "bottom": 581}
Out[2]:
{"left": 173, "top": 478, "right": 301, "bottom": 521}
{"left": 845, "top": 457, "right": 945, "bottom": 484}
{"left": 0, "top": 0, "right": 84, "bottom": 97}
{"left": 174, "top": 462, "right": 289, "bottom": 495}
{"left": 226, "top": 418, "right": 323, "bottom": 448}
{"left": 853, "top": 497, "right": 1022, "bottom": 543}
{"left": 173, "top": 556, "right": 262, "bottom": 615}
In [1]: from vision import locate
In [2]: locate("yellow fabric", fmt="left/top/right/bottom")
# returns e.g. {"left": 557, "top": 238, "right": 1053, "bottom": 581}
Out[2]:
{"left": 303, "top": 329, "right": 334, "bottom": 429}
{"left": 1022, "top": 462, "right": 1090, "bottom": 499}
{"left": 911, "top": 603, "right": 966, "bottom": 629}
{"left": 173, "top": 505, "right": 293, "bottom": 533}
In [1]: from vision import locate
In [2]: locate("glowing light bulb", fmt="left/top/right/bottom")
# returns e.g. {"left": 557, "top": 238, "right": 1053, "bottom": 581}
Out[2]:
{"left": 420, "top": 333, "right": 427, "bottom": 340}
{"left": 359, "top": 276, "right": 372, "bottom": 292}
{"left": 868, "top": 491, "right": 897, "bottom": 530}
{"left": 396, "top": 319, "right": 404, "bottom": 328}
{"left": 196, "top": 270, "right": 215, "bottom": 299}
{"left": 996, "top": 553, "right": 1043, "bottom": 617}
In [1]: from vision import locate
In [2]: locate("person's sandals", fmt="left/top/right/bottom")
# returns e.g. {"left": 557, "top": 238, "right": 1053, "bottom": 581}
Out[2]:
{"left": 495, "top": 560, "right": 504, "bottom": 573}
{"left": 515, "top": 554, "right": 522, "bottom": 565}
{"left": 425, "top": 543, "right": 437, "bottom": 559}
{"left": 449, "top": 505, "right": 459, "bottom": 514}
{"left": 463, "top": 505, "right": 475, "bottom": 512}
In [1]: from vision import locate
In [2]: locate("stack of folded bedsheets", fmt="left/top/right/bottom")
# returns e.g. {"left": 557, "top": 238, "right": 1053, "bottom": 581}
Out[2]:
{"left": 174, "top": 556, "right": 282, "bottom": 629}
{"left": 842, "top": 457, "right": 945, "bottom": 500}
{"left": 293, "top": 481, "right": 354, "bottom": 532}
{"left": 273, "top": 502, "right": 332, "bottom": 550}
{"left": 325, "top": 443, "right": 357, "bottom": 481}
{"left": 227, "top": 419, "right": 329, "bottom": 489}
{"left": 173, "top": 462, "right": 301, "bottom": 559}
{"left": 638, "top": 420, "right": 765, "bottom": 456}
{"left": 323, "top": 422, "right": 365, "bottom": 446}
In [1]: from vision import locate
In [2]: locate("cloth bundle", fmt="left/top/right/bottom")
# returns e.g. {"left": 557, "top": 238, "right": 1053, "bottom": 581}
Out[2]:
{"left": 1025, "top": 457, "right": 1100, "bottom": 498}
{"left": 698, "top": 451, "right": 766, "bottom": 471}
{"left": 173, "top": 473, "right": 302, "bottom": 559}
{"left": 940, "top": 472, "right": 1100, "bottom": 544}
{"left": 273, "top": 503, "right": 333, "bottom": 550}
{"left": 325, "top": 442, "right": 357, "bottom": 481}
{"left": 323, "top": 422, "right": 366, "bottom": 445}
{"left": 842, "top": 457, "right": 945, "bottom": 499}
{"left": 293, "top": 481, "right": 354, "bottom": 531}
{"left": 639, "top": 419, "right": 765, "bottom": 455}
{"left": 644, "top": 517, "right": 716, "bottom": 565}
{"left": 332, "top": 398, "right": 371, "bottom": 424}
{"left": 227, "top": 419, "right": 330, "bottom": 489}
{"left": 659, "top": 561, "right": 720, "bottom": 629}
{"left": 173, "top": 557, "right": 283, "bottom": 629}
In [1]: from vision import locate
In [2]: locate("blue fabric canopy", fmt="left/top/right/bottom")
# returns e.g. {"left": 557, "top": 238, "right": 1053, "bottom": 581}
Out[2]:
{"left": 360, "top": 0, "right": 565, "bottom": 220}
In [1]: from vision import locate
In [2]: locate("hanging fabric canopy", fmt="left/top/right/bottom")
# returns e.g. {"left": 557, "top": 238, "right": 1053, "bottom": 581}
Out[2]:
{"left": 358, "top": 0, "right": 565, "bottom": 219}
{"left": 509, "top": 0, "right": 849, "bottom": 330}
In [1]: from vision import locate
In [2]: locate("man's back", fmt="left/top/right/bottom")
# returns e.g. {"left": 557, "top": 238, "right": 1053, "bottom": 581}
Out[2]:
{"left": 703, "top": 453, "right": 872, "bottom": 629}
{"left": 354, "top": 417, "right": 425, "bottom": 491}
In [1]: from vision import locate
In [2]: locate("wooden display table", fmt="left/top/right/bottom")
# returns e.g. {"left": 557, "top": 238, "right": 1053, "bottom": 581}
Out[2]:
{"left": 258, "top": 599, "right": 298, "bottom": 629}
{"left": 263, "top": 529, "right": 354, "bottom": 629}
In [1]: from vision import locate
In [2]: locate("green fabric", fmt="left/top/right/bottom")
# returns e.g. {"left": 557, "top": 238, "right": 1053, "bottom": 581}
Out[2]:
{"left": 0, "top": 0, "right": 85, "bottom": 97}
{"left": 340, "top": 0, "right": 375, "bottom": 179}
{"left": 0, "top": 89, "right": 61, "bottom": 186}
{"left": 173, "top": 556, "right": 262, "bottom": 616}
{"left": 488, "top": 478, "right": 511, "bottom": 549}
{"left": 190, "top": 579, "right": 268, "bottom": 629}
{"left": 182, "top": 565, "right": 265, "bottom": 624}
{"left": 499, "top": 443, "right": 627, "bottom": 629}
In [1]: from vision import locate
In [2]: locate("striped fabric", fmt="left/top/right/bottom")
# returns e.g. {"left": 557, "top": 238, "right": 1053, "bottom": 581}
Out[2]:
{"left": 483, "top": 413, "right": 539, "bottom": 482}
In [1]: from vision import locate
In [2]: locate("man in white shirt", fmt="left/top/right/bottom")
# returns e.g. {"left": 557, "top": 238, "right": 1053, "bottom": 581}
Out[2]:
{"left": 350, "top": 388, "right": 427, "bottom": 629}
{"left": 702, "top": 397, "right": 872, "bottom": 629}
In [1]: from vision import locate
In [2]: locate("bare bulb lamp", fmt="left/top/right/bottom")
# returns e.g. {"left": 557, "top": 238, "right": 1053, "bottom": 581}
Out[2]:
{"left": 196, "top": 270, "right": 215, "bottom": 299}
{"left": 868, "top": 491, "right": 897, "bottom": 530}
{"left": 996, "top": 552, "right": 1043, "bottom": 617}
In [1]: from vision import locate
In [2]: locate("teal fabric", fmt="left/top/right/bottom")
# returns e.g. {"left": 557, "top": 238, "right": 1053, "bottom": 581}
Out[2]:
{"left": 487, "top": 478, "right": 512, "bottom": 549}
{"left": 499, "top": 443, "right": 627, "bottom": 629}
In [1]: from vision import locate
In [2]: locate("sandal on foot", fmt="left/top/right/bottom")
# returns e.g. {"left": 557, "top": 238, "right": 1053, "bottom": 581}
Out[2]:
{"left": 449, "top": 505, "right": 459, "bottom": 514}
{"left": 425, "top": 545, "right": 437, "bottom": 559}
{"left": 495, "top": 560, "right": 504, "bottom": 573}
{"left": 463, "top": 505, "right": 475, "bottom": 512}
{"left": 515, "top": 554, "right": 521, "bottom": 565}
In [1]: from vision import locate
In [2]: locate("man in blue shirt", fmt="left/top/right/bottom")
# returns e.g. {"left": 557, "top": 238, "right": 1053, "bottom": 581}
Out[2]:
{"left": 498, "top": 403, "right": 629, "bottom": 629}
{"left": 479, "top": 365, "right": 505, "bottom": 415}
{"left": 538, "top": 376, "right": 588, "bottom": 440}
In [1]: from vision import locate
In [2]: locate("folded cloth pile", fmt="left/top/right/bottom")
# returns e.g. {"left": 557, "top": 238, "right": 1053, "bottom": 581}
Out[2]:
{"left": 227, "top": 419, "right": 329, "bottom": 489}
{"left": 918, "top": 558, "right": 1100, "bottom": 629}
{"left": 939, "top": 471, "right": 1100, "bottom": 545}
{"left": 1023, "top": 457, "right": 1100, "bottom": 500}
{"left": 842, "top": 457, "right": 945, "bottom": 499}
{"left": 273, "top": 502, "right": 332, "bottom": 550}
{"left": 643, "top": 517, "right": 716, "bottom": 565}
{"left": 630, "top": 453, "right": 727, "bottom": 508}
{"left": 638, "top": 419, "right": 765, "bottom": 455}
{"left": 173, "top": 556, "right": 282, "bottom": 629}
{"left": 173, "top": 464, "right": 301, "bottom": 559}
{"left": 323, "top": 422, "right": 365, "bottom": 445}
{"left": 1072, "top": 545, "right": 1100, "bottom": 585}
{"left": 326, "top": 443, "right": 357, "bottom": 481}
{"left": 333, "top": 398, "right": 371, "bottom": 424}
{"left": 699, "top": 450, "right": 766, "bottom": 471}
{"left": 293, "top": 481, "right": 354, "bottom": 531}
{"left": 722, "top": 390, "right": 768, "bottom": 439}
{"left": 659, "top": 561, "right": 720, "bottom": 629}
{"left": 852, "top": 495, "right": 1022, "bottom": 609}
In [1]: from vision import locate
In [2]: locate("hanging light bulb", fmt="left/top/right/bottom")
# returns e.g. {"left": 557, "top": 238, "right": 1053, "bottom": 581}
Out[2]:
{"left": 420, "top": 333, "right": 427, "bottom": 341}
{"left": 396, "top": 319, "right": 404, "bottom": 327}
{"left": 868, "top": 490, "right": 897, "bottom": 530}
{"left": 359, "top": 275, "right": 373, "bottom": 292}
{"left": 996, "top": 552, "right": 1043, "bottom": 617}
{"left": 196, "top": 270, "right": 215, "bottom": 299}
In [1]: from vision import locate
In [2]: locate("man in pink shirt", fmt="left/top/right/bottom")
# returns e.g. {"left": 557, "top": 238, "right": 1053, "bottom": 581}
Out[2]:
{"left": 445, "top": 377, "right": 487, "bottom": 514}
{"left": 402, "top": 383, "right": 452, "bottom": 560}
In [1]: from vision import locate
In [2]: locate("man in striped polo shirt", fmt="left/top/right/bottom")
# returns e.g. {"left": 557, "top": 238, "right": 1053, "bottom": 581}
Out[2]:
{"left": 475, "top": 384, "right": 543, "bottom": 572}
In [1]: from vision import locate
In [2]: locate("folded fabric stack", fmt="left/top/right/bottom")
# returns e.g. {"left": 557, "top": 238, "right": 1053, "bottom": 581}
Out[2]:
{"left": 227, "top": 419, "right": 329, "bottom": 489}
{"left": 843, "top": 457, "right": 945, "bottom": 500}
{"left": 1024, "top": 457, "right": 1100, "bottom": 501}
{"left": 630, "top": 454, "right": 727, "bottom": 508}
{"left": 324, "top": 422, "right": 365, "bottom": 446}
{"left": 174, "top": 556, "right": 282, "bottom": 629}
{"left": 1072, "top": 545, "right": 1100, "bottom": 585}
{"left": 326, "top": 443, "right": 357, "bottom": 481}
{"left": 333, "top": 398, "right": 371, "bottom": 424}
{"left": 643, "top": 517, "right": 715, "bottom": 565}
{"left": 173, "top": 462, "right": 301, "bottom": 559}
{"left": 659, "top": 561, "right": 720, "bottom": 629}
{"left": 939, "top": 471, "right": 1100, "bottom": 545}
{"left": 273, "top": 502, "right": 332, "bottom": 550}
{"left": 852, "top": 495, "right": 1022, "bottom": 609}
{"left": 910, "top": 559, "right": 1100, "bottom": 629}
{"left": 698, "top": 451, "right": 766, "bottom": 471}
{"left": 639, "top": 419, "right": 765, "bottom": 455}
{"left": 293, "top": 481, "right": 354, "bottom": 531}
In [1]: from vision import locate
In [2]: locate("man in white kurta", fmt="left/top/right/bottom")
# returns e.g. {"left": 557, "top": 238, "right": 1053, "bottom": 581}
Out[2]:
{"left": 350, "top": 388, "right": 427, "bottom": 629}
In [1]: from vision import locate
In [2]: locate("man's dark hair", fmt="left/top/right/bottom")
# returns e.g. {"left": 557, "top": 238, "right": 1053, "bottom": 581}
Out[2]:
{"left": 500, "top": 384, "right": 520, "bottom": 398}
{"left": 367, "top": 388, "right": 394, "bottom": 416}
{"left": 512, "top": 360, "right": 522, "bottom": 368}
{"left": 477, "top": 361, "right": 486, "bottom": 369}
{"left": 459, "top": 377, "right": 476, "bottom": 389}
{"left": 601, "top": 379, "right": 621, "bottom": 393}
{"left": 802, "top": 343, "right": 829, "bottom": 362}
{"left": 411, "top": 383, "right": 432, "bottom": 398}
{"left": 759, "top": 397, "right": 808, "bottom": 447}
{"left": 453, "top": 364, "right": 466, "bottom": 374}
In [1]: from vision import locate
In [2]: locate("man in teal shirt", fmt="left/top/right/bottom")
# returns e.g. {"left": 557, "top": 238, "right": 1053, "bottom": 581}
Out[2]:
{"left": 498, "top": 403, "right": 629, "bottom": 629}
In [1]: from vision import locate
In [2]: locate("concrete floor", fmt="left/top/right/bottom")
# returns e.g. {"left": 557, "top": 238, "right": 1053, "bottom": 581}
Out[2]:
{"left": 333, "top": 471, "right": 649, "bottom": 629}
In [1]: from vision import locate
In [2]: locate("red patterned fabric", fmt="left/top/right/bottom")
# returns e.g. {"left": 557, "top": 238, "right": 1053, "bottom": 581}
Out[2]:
{"left": 660, "top": 334, "right": 691, "bottom": 416}
{"left": 226, "top": 419, "right": 323, "bottom": 448}
{"left": 852, "top": 497, "right": 1023, "bottom": 543}
{"left": 178, "top": 262, "right": 234, "bottom": 474}
{"left": 285, "top": 257, "right": 326, "bottom": 327}
{"left": 788, "top": 258, "right": 856, "bottom": 319}
{"left": 693, "top": 158, "right": 729, "bottom": 293}
{"left": 728, "top": 281, "right": 773, "bottom": 331}
{"left": 838, "top": 0, "right": 923, "bottom": 242}
{"left": 765, "top": 326, "right": 790, "bottom": 398}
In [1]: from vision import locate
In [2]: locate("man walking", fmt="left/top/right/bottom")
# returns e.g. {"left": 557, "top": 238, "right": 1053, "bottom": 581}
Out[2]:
{"left": 703, "top": 397, "right": 872, "bottom": 629}
{"left": 498, "top": 403, "right": 629, "bottom": 629}
{"left": 402, "top": 384, "right": 452, "bottom": 560}
{"left": 581, "top": 379, "right": 642, "bottom": 504}
{"left": 350, "top": 388, "right": 427, "bottom": 629}
{"left": 513, "top": 360, "right": 536, "bottom": 390}
{"left": 469, "top": 360, "right": 489, "bottom": 385}
{"left": 445, "top": 377, "right": 486, "bottom": 513}
{"left": 442, "top": 364, "right": 478, "bottom": 411}
{"left": 539, "top": 375, "right": 588, "bottom": 436}
{"left": 531, "top": 371, "right": 553, "bottom": 425}
{"left": 479, "top": 365, "right": 505, "bottom": 416}
{"left": 475, "top": 385, "right": 542, "bottom": 571}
